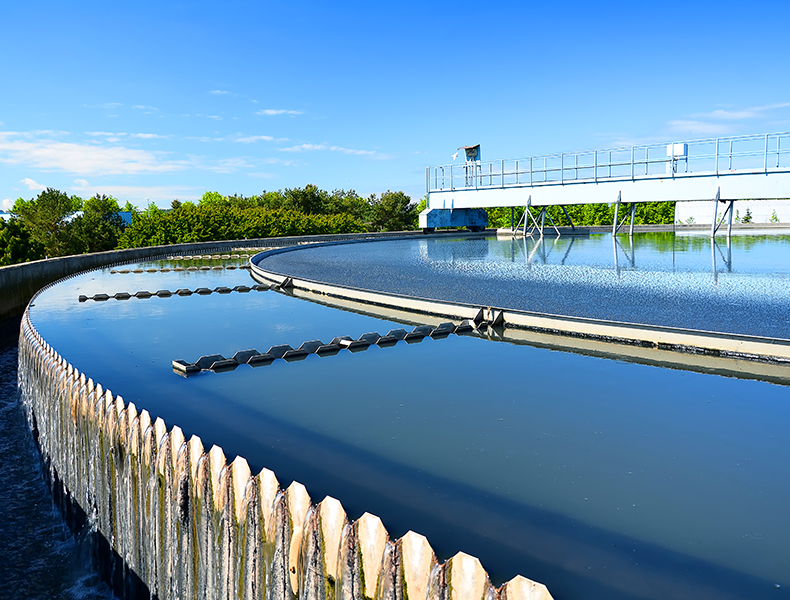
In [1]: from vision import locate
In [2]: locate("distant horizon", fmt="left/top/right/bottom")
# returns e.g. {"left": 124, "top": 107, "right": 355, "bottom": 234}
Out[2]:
{"left": 3, "top": 0, "right": 789, "bottom": 210}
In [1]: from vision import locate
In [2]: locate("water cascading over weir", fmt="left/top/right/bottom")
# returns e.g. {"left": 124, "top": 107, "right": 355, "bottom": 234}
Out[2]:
{"left": 10, "top": 237, "right": 553, "bottom": 600}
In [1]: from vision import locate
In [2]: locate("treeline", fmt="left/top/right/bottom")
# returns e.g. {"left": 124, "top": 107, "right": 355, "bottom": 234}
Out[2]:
{"left": 1, "top": 190, "right": 126, "bottom": 266}
{"left": 120, "top": 186, "right": 417, "bottom": 247}
{"left": 486, "top": 201, "right": 676, "bottom": 229}
{"left": 118, "top": 204, "right": 364, "bottom": 248}
{"left": 0, "top": 186, "right": 419, "bottom": 265}
{"left": 0, "top": 184, "right": 681, "bottom": 267}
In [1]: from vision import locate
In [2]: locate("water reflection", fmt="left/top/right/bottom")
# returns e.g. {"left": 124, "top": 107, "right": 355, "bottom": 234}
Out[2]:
{"left": 503, "top": 233, "right": 739, "bottom": 280}
{"left": 263, "top": 233, "right": 790, "bottom": 338}
{"left": 26, "top": 242, "right": 790, "bottom": 600}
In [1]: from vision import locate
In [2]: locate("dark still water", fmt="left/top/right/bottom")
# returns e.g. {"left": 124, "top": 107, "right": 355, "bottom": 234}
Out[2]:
{"left": 22, "top": 239, "right": 790, "bottom": 600}
{"left": 0, "top": 342, "right": 115, "bottom": 600}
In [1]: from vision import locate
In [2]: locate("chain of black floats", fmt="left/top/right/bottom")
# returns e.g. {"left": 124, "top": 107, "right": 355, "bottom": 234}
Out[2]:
{"left": 79, "top": 283, "right": 271, "bottom": 302}
{"left": 172, "top": 321, "right": 477, "bottom": 376}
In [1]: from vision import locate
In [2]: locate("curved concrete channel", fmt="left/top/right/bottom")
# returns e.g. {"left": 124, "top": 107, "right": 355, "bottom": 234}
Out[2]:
{"left": 248, "top": 239, "right": 790, "bottom": 370}
{"left": 5, "top": 231, "right": 553, "bottom": 600}
{"left": 6, "top": 229, "right": 790, "bottom": 600}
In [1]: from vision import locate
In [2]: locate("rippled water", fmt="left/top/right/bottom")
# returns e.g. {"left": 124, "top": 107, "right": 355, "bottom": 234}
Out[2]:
{"left": 18, "top": 235, "right": 790, "bottom": 600}
{"left": 260, "top": 232, "right": 790, "bottom": 338}
{"left": 0, "top": 342, "right": 115, "bottom": 600}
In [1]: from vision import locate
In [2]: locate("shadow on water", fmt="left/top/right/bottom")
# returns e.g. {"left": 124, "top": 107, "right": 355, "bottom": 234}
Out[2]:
{"left": 183, "top": 390, "right": 786, "bottom": 600}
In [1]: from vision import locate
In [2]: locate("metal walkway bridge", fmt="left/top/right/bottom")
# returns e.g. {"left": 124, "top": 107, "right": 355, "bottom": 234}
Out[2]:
{"left": 421, "top": 132, "right": 790, "bottom": 237}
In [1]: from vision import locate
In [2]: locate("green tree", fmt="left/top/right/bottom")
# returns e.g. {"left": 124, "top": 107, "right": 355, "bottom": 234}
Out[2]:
{"left": 117, "top": 204, "right": 365, "bottom": 248}
{"left": 325, "top": 189, "right": 371, "bottom": 221}
{"left": 11, "top": 188, "right": 82, "bottom": 257}
{"left": 369, "top": 191, "right": 417, "bottom": 231}
{"left": 69, "top": 194, "right": 124, "bottom": 253}
{"left": 282, "top": 184, "right": 328, "bottom": 214}
{"left": 0, "top": 218, "right": 45, "bottom": 265}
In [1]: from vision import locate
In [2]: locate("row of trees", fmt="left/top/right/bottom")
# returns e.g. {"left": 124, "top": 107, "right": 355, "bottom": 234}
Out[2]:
{"left": 486, "top": 201, "right": 676, "bottom": 229}
{"left": 1, "top": 189, "right": 127, "bottom": 265}
{"left": 0, "top": 184, "right": 680, "bottom": 267}
{"left": 0, "top": 186, "right": 420, "bottom": 265}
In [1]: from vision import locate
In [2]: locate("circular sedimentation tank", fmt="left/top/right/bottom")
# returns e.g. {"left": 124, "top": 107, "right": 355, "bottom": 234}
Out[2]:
{"left": 17, "top": 231, "right": 790, "bottom": 600}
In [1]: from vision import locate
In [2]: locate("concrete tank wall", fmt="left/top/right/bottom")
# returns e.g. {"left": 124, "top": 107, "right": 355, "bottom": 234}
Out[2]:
{"left": 9, "top": 232, "right": 552, "bottom": 600}
{"left": 0, "top": 230, "right": 432, "bottom": 323}
{"left": 17, "top": 311, "right": 551, "bottom": 600}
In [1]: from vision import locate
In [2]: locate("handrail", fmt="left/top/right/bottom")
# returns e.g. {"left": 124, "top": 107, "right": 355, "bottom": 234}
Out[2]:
{"left": 427, "top": 132, "right": 790, "bottom": 193}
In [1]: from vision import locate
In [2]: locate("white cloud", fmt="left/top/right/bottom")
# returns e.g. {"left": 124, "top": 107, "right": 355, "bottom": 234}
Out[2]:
{"left": 257, "top": 109, "right": 303, "bottom": 116}
{"left": 207, "top": 115, "right": 223, "bottom": 121}
{"left": 235, "top": 135, "right": 275, "bottom": 143}
{"left": 21, "top": 177, "right": 46, "bottom": 191}
{"left": 97, "top": 102, "right": 123, "bottom": 110}
{"left": 70, "top": 181, "right": 200, "bottom": 206}
{"left": 0, "top": 131, "right": 190, "bottom": 175}
{"left": 249, "top": 172, "right": 276, "bottom": 179}
{"left": 279, "top": 143, "right": 389, "bottom": 159}
{"left": 132, "top": 105, "right": 158, "bottom": 112}
{"left": 86, "top": 131, "right": 164, "bottom": 139}
{"left": 206, "top": 157, "right": 256, "bottom": 173}
{"left": 666, "top": 102, "right": 790, "bottom": 139}
{"left": 667, "top": 120, "right": 734, "bottom": 136}
{"left": 209, "top": 90, "right": 231, "bottom": 95}
{"left": 280, "top": 143, "right": 325, "bottom": 152}
{"left": 2, "top": 198, "right": 14, "bottom": 211}
{"left": 693, "top": 102, "right": 790, "bottom": 121}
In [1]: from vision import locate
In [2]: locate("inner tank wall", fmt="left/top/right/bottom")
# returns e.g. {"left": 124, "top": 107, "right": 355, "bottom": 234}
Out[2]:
{"left": 0, "top": 230, "right": 430, "bottom": 323}
{"left": 10, "top": 234, "right": 552, "bottom": 600}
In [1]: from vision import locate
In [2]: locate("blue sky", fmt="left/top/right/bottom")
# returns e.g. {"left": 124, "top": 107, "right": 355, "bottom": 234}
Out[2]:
{"left": 2, "top": 0, "right": 789, "bottom": 209}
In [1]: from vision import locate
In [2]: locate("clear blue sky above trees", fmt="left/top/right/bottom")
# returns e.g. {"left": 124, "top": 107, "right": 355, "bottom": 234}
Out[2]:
{"left": 2, "top": 0, "right": 789, "bottom": 209}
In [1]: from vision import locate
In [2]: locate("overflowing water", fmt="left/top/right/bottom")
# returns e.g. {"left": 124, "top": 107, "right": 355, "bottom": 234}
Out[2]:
{"left": 14, "top": 233, "right": 790, "bottom": 600}
{"left": 0, "top": 341, "right": 115, "bottom": 600}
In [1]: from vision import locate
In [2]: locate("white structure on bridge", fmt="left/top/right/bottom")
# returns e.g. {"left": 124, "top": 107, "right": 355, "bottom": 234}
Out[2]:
{"left": 420, "top": 133, "right": 790, "bottom": 237}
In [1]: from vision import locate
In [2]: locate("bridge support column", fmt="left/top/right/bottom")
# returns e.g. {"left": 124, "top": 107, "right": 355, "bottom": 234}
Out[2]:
{"left": 710, "top": 187, "right": 735, "bottom": 239}
{"left": 560, "top": 205, "right": 576, "bottom": 230}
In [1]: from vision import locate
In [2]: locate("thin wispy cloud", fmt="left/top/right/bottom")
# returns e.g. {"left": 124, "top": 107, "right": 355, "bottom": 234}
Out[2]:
{"left": 205, "top": 157, "right": 257, "bottom": 173}
{"left": 257, "top": 109, "right": 303, "bottom": 116}
{"left": 279, "top": 143, "right": 390, "bottom": 159}
{"left": 86, "top": 131, "right": 165, "bottom": 140}
{"left": 70, "top": 180, "right": 201, "bottom": 205}
{"left": 235, "top": 134, "right": 274, "bottom": 143}
{"left": 132, "top": 105, "right": 158, "bottom": 112}
{"left": 21, "top": 177, "right": 46, "bottom": 191}
{"left": 209, "top": 90, "right": 231, "bottom": 95}
{"left": 667, "top": 120, "right": 735, "bottom": 136}
{"left": 0, "top": 131, "right": 189, "bottom": 175}
{"left": 692, "top": 102, "right": 790, "bottom": 121}
{"left": 667, "top": 102, "right": 790, "bottom": 138}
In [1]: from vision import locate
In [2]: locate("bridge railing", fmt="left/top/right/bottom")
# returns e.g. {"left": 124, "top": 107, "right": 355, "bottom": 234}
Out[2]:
{"left": 427, "top": 132, "right": 790, "bottom": 193}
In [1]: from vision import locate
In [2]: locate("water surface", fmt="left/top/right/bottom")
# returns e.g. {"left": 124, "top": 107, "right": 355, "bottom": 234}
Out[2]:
{"left": 25, "top": 240, "right": 790, "bottom": 600}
